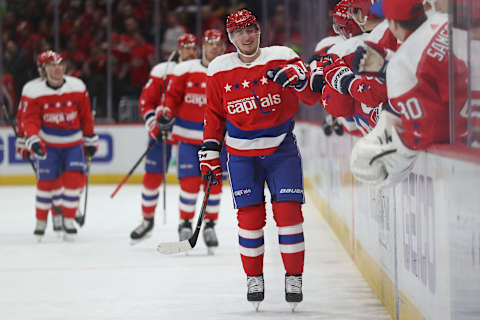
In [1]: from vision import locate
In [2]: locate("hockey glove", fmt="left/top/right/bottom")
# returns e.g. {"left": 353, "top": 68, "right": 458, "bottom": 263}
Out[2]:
{"left": 145, "top": 106, "right": 173, "bottom": 140}
{"left": 353, "top": 41, "right": 393, "bottom": 83}
{"left": 332, "top": 117, "right": 344, "bottom": 136}
{"left": 308, "top": 54, "right": 334, "bottom": 93}
{"left": 323, "top": 59, "right": 355, "bottom": 95}
{"left": 198, "top": 140, "right": 222, "bottom": 184}
{"left": 26, "top": 135, "right": 47, "bottom": 160}
{"left": 83, "top": 134, "right": 99, "bottom": 157}
{"left": 350, "top": 111, "right": 418, "bottom": 188}
{"left": 323, "top": 114, "right": 334, "bottom": 137}
{"left": 15, "top": 136, "right": 30, "bottom": 159}
{"left": 266, "top": 62, "right": 308, "bottom": 91}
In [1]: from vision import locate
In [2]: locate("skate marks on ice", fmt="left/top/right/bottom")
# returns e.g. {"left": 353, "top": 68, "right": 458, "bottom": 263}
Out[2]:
{"left": 0, "top": 185, "right": 390, "bottom": 319}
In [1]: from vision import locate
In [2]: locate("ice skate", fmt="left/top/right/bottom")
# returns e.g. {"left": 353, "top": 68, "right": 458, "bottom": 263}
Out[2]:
{"left": 62, "top": 218, "right": 77, "bottom": 242}
{"left": 52, "top": 215, "right": 64, "bottom": 238}
{"left": 34, "top": 219, "right": 47, "bottom": 242}
{"left": 285, "top": 274, "right": 303, "bottom": 312}
{"left": 202, "top": 219, "right": 218, "bottom": 255}
{"left": 247, "top": 274, "right": 264, "bottom": 311}
{"left": 178, "top": 219, "right": 193, "bottom": 241}
{"left": 130, "top": 218, "right": 154, "bottom": 245}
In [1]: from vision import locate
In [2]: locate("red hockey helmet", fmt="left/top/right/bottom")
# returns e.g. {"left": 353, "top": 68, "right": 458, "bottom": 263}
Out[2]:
{"left": 333, "top": 0, "right": 363, "bottom": 39}
{"left": 37, "top": 50, "right": 63, "bottom": 68}
{"left": 226, "top": 9, "right": 258, "bottom": 33}
{"left": 203, "top": 29, "right": 226, "bottom": 43}
{"left": 177, "top": 33, "right": 199, "bottom": 48}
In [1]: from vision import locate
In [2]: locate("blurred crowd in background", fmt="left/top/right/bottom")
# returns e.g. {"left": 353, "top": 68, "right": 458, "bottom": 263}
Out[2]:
{"left": 0, "top": 0, "right": 327, "bottom": 121}
{"left": 0, "top": 0, "right": 478, "bottom": 149}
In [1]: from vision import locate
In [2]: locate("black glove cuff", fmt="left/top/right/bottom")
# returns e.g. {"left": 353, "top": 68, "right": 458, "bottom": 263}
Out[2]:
{"left": 201, "top": 141, "right": 221, "bottom": 152}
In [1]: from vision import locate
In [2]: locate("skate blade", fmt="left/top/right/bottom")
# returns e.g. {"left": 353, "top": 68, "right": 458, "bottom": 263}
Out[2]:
{"left": 250, "top": 301, "right": 261, "bottom": 312}
{"left": 130, "top": 232, "right": 152, "bottom": 246}
{"left": 54, "top": 231, "right": 63, "bottom": 239}
{"left": 289, "top": 302, "right": 299, "bottom": 312}
{"left": 63, "top": 233, "right": 76, "bottom": 242}
{"left": 35, "top": 235, "right": 44, "bottom": 243}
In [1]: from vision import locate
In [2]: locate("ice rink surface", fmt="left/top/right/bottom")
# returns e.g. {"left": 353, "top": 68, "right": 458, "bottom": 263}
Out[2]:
{"left": 0, "top": 185, "right": 390, "bottom": 320}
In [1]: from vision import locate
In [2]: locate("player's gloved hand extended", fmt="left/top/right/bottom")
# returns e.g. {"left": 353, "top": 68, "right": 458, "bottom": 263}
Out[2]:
{"left": 266, "top": 62, "right": 308, "bottom": 91}
{"left": 26, "top": 135, "right": 47, "bottom": 160}
{"left": 198, "top": 140, "right": 222, "bottom": 185}
{"left": 145, "top": 106, "right": 173, "bottom": 140}
{"left": 15, "top": 136, "right": 30, "bottom": 159}
{"left": 308, "top": 54, "right": 334, "bottom": 93}
{"left": 83, "top": 134, "right": 99, "bottom": 157}
{"left": 323, "top": 58, "right": 355, "bottom": 95}
{"left": 353, "top": 41, "right": 394, "bottom": 83}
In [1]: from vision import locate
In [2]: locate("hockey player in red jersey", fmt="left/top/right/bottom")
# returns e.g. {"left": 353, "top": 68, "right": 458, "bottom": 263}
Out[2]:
{"left": 350, "top": 0, "right": 467, "bottom": 187}
{"left": 21, "top": 51, "right": 98, "bottom": 241}
{"left": 163, "top": 29, "right": 226, "bottom": 250}
{"left": 130, "top": 34, "right": 199, "bottom": 243}
{"left": 310, "top": 0, "right": 398, "bottom": 136}
{"left": 199, "top": 9, "right": 316, "bottom": 310}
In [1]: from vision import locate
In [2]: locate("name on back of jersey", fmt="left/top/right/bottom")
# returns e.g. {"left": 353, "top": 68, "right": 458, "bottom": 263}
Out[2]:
{"left": 427, "top": 23, "right": 448, "bottom": 62}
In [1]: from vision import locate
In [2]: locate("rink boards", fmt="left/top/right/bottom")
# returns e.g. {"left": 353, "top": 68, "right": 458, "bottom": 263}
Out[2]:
{"left": 1, "top": 123, "right": 480, "bottom": 319}
{"left": 295, "top": 122, "right": 480, "bottom": 320}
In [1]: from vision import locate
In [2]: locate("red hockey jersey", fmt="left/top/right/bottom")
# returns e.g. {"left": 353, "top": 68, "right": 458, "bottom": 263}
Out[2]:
{"left": 165, "top": 59, "right": 207, "bottom": 145}
{"left": 204, "top": 46, "right": 316, "bottom": 156}
{"left": 387, "top": 13, "right": 467, "bottom": 150}
{"left": 139, "top": 61, "right": 176, "bottom": 121}
{"left": 21, "top": 76, "right": 94, "bottom": 148}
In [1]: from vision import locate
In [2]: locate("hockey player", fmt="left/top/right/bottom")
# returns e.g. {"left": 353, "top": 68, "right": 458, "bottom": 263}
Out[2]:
{"left": 350, "top": 0, "right": 468, "bottom": 187}
{"left": 21, "top": 51, "right": 98, "bottom": 241}
{"left": 162, "top": 29, "right": 226, "bottom": 250}
{"left": 199, "top": 9, "right": 316, "bottom": 310}
{"left": 130, "top": 34, "right": 199, "bottom": 243}
{"left": 310, "top": 0, "right": 398, "bottom": 136}
{"left": 16, "top": 51, "right": 69, "bottom": 237}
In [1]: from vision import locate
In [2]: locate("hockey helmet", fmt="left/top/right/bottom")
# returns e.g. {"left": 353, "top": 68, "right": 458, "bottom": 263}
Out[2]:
{"left": 333, "top": 0, "right": 363, "bottom": 39}
{"left": 203, "top": 29, "right": 226, "bottom": 43}
{"left": 37, "top": 50, "right": 63, "bottom": 68}
{"left": 177, "top": 33, "right": 199, "bottom": 48}
{"left": 226, "top": 9, "right": 258, "bottom": 34}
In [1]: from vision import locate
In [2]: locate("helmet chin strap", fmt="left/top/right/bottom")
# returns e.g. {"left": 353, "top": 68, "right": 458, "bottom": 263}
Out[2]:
{"left": 229, "top": 32, "right": 261, "bottom": 59}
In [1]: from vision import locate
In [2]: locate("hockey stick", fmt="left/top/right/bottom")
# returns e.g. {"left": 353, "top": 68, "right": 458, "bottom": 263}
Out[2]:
{"left": 76, "top": 96, "right": 96, "bottom": 226}
{"left": 2, "top": 104, "right": 63, "bottom": 214}
{"left": 75, "top": 155, "right": 91, "bottom": 227}
{"left": 161, "top": 133, "right": 168, "bottom": 224}
{"left": 156, "top": 174, "right": 215, "bottom": 254}
{"left": 160, "top": 49, "right": 177, "bottom": 225}
{"left": 110, "top": 142, "right": 157, "bottom": 198}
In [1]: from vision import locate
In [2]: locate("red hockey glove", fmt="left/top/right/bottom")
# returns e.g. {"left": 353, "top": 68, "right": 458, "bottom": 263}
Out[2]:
{"left": 323, "top": 58, "right": 355, "bottom": 95}
{"left": 353, "top": 41, "right": 393, "bottom": 82}
{"left": 83, "top": 134, "right": 99, "bottom": 157}
{"left": 145, "top": 106, "right": 174, "bottom": 140}
{"left": 308, "top": 54, "right": 334, "bottom": 93}
{"left": 198, "top": 141, "right": 222, "bottom": 184}
{"left": 26, "top": 135, "right": 47, "bottom": 160}
{"left": 15, "top": 136, "right": 30, "bottom": 159}
{"left": 267, "top": 61, "right": 308, "bottom": 91}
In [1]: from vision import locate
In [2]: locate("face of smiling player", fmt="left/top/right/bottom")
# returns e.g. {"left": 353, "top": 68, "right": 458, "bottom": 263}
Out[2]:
{"left": 229, "top": 24, "right": 261, "bottom": 62}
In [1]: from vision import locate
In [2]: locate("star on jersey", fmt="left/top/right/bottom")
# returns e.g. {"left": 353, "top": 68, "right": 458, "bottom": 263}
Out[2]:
{"left": 201, "top": 82, "right": 206, "bottom": 88}
{"left": 187, "top": 81, "right": 193, "bottom": 88}
{"left": 224, "top": 76, "right": 269, "bottom": 93}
